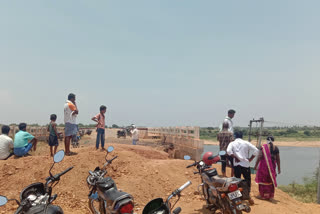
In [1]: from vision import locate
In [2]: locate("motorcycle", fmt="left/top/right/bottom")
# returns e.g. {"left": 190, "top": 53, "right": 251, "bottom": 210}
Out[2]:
{"left": 186, "top": 152, "right": 251, "bottom": 214}
{"left": 87, "top": 146, "right": 134, "bottom": 214}
{"left": 116, "top": 129, "right": 127, "bottom": 139}
{"left": 142, "top": 181, "right": 192, "bottom": 214}
{"left": 0, "top": 150, "right": 73, "bottom": 214}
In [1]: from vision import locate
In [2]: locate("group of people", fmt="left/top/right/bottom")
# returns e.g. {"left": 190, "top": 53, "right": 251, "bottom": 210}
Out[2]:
{"left": 0, "top": 93, "right": 140, "bottom": 160}
{"left": 215, "top": 109, "right": 281, "bottom": 203}
{"left": 0, "top": 123, "right": 38, "bottom": 159}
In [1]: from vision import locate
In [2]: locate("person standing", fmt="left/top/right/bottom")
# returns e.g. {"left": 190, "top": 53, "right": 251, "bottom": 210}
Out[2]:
{"left": 64, "top": 93, "right": 78, "bottom": 156}
{"left": 254, "top": 136, "right": 281, "bottom": 200}
{"left": 220, "top": 109, "right": 236, "bottom": 133}
{"left": 91, "top": 105, "right": 107, "bottom": 151}
{"left": 131, "top": 125, "right": 139, "bottom": 145}
{"left": 0, "top": 125, "right": 14, "bottom": 160}
{"left": 47, "top": 114, "right": 59, "bottom": 157}
{"left": 217, "top": 122, "right": 234, "bottom": 177}
{"left": 14, "top": 123, "right": 38, "bottom": 157}
{"left": 227, "top": 131, "right": 258, "bottom": 205}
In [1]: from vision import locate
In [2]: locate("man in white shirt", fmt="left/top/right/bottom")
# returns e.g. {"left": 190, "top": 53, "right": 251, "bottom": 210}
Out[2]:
{"left": 220, "top": 109, "right": 236, "bottom": 133}
{"left": 130, "top": 125, "right": 139, "bottom": 145}
{"left": 64, "top": 93, "right": 79, "bottom": 156}
{"left": 227, "top": 131, "right": 258, "bottom": 204}
{"left": 0, "top": 125, "right": 14, "bottom": 160}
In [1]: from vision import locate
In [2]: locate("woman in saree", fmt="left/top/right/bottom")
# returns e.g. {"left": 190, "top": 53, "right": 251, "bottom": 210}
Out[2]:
{"left": 254, "top": 136, "right": 281, "bottom": 200}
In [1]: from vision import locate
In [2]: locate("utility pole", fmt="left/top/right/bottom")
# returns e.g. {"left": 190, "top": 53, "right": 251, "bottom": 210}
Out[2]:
{"left": 248, "top": 118, "right": 264, "bottom": 147}
{"left": 248, "top": 120, "right": 253, "bottom": 142}
{"left": 317, "top": 158, "right": 320, "bottom": 204}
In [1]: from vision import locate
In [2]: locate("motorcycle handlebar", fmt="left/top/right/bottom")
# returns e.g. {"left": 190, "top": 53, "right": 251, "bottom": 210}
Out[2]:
{"left": 14, "top": 205, "right": 23, "bottom": 214}
{"left": 53, "top": 166, "right": 74, "bottom": 180}
{"left": 109, "top": 156, "right": 118, "bottom": 163}
{"left": 177, "top": 181, "right": 192, "bottom": 193}
{"left": 103, "top": 156, "right": 118, "bottom": 168}
{"left": 186, "top": 162, "right": 196, "bottom": 168}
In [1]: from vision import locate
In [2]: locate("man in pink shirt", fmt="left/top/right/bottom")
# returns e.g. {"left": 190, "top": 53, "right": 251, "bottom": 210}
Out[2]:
{"left": 92, "top": 105, "right": 107, "bottom": 150}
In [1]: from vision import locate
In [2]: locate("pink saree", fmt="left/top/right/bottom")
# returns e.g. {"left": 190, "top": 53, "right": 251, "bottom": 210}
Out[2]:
{"left": 255, "top": 144, "right": 277, "bottom": 199}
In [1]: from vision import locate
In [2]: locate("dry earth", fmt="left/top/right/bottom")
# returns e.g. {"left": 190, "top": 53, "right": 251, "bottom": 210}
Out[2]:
{"left": 1, "top": 135, "right": 320, "bottom": 214}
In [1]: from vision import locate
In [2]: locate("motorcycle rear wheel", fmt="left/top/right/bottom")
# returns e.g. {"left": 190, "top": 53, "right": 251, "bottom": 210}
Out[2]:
{"left": 88, "top": 198, "right": 106, "bottom": 214}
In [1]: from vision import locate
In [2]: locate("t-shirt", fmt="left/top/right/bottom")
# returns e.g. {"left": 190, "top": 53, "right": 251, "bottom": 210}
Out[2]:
{"left": 131, "top": 128, "right": 139, "bottom": 140}
{"left": 14, "top": 131, "right": 34, "bottom": 148}
{"left": 93, "top": 113, "right": 105, "bottom": 129}
{"left": 64, "top": 100, "right": 77, "bottom": 124}
{"left": 0, "top": 134, "right": 14, "bottom": 160}
{"left": 219, "top": 116, "right": 234, "bottom": 133}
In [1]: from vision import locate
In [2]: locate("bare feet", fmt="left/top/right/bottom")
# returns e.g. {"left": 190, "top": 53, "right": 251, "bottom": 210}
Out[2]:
{"left": 248, "top": 198, "right": 255, "bottom": 205}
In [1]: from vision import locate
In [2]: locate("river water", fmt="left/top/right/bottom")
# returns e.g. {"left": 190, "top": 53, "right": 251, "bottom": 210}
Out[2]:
{"left": 204, "top": 145, "right": 320, "bottom": 185}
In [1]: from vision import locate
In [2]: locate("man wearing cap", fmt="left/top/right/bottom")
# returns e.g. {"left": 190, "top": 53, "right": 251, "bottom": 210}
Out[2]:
{"left": 220, "top": 109, "right": 236, "bottom": 133}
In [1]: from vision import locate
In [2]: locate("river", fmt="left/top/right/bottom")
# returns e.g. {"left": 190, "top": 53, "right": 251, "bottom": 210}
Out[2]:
{"left": 204, "top": 145, "right": 320, "bottom": 185}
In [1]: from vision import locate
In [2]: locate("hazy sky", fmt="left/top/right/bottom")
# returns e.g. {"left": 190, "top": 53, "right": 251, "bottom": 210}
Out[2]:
{"left": 1, "top": 1, "right": 319, "bottom": 127}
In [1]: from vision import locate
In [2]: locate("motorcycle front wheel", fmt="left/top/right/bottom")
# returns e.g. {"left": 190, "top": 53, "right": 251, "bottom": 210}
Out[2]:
{"left": 88, "top": 198, "right": 106, "bottom": 214}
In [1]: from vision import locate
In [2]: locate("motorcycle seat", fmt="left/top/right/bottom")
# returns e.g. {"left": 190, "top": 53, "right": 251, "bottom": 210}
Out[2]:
{"left": 104, "top": 188, "right": 130, "bottom": 202}
{"left": 211, "top": 176, "right": 235, "bottom": 187}
{"left": 97, "top": 177, "right": 116, "bottom": 191}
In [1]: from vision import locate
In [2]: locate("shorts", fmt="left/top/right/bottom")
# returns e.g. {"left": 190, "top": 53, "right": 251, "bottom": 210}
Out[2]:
{"left": 14, "top": 144, "right": 33, "bottom": 157}
{"left": 49, "top": 135, "right": 59, "bottom": 146}
{"left": 65, "top": 123, "right": 78, "bottom": 137}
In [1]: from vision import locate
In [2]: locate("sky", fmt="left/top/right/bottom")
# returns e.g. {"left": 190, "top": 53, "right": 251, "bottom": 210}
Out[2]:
{"left": 0, "top": 0, "right": 319, "bottom": 127}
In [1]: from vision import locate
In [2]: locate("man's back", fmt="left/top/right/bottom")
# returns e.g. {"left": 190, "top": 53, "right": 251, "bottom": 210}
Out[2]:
{"left": 227, "top": 139, "right": 258, "bottom": 167}
{"left": 14, "top": 131, "right": 34, "bottom": 148}
{"left": 0, "top": 134, "right": 13, "bottom": 160}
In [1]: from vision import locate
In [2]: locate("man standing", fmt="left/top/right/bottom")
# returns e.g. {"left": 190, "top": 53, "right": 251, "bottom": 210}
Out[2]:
{"left": 227, "top": 131, "right": 258, "bottom": 205}
{"left": 0, "top": 125, "right": 14, "bottom": 160}
{"left": 131, "top": 125, "right": 139, "bottom": 145}
{"left": 220, "top": 109, "right": 236, "bottom": 133}
{"left": 64, "top": 93, "right": 78, "bottom": 156}
{"left": 217, "top": 122, "right": 234, "bottom": 177}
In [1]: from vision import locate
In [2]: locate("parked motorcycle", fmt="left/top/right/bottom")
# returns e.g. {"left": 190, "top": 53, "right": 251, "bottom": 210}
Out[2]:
{"left": 186, "top": 152, "right": 251, "bottom": 214}
{"left": 142, "top": 180, "right": 192, "bottom": 214}
{"left": 0, "top": 150, "right": 73, "bottom": 214}
{"left": 116, "top": 129, "right": 127, "bottom": 139}
{"left": 87, "top": 146, "right": 134, "bottom": 214}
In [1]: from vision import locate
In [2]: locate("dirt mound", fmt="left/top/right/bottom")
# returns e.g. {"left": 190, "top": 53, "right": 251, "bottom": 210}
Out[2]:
{"left": 1, "top": 142, "right": 320, "bottom": 214}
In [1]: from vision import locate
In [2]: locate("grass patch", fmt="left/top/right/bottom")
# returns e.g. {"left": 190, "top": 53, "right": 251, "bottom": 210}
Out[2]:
{"left": 200, "top": 127, "right": 320, "bottom": 142}
{"left": 279, "top": 170, "right": 319, "bottom": 203}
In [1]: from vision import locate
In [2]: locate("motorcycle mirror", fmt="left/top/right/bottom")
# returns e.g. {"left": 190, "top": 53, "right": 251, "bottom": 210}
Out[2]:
{"left": 173, "top": 207, "right": 182, "bottom": 214}
{"left": 0, "top": 196, "right": 8, "bottom": 206}
{"left": 107, "top": 146, "right": 114, "bottom": 153}
{"left": 218, "top": 151, "right": 226, "bottom": 156}
{"left": 53, "top": 150, "right": 65, "bottom": 163}
{"left": 184, "top": 155, "right": 191, "bottom": 160}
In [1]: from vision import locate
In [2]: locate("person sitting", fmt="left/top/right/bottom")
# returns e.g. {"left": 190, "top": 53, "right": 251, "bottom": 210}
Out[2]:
{"left": 0, "top": 125, "right": 14, "bottom": 160}
{"left": 14, "top": 123, "right": 37, "bottom": 157}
